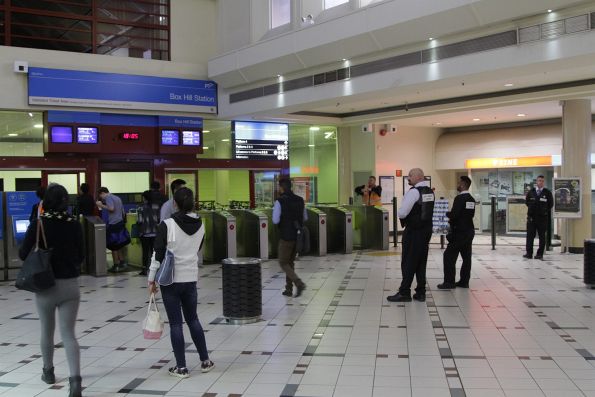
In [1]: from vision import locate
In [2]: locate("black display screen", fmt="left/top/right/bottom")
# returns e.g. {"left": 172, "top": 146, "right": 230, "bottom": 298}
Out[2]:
{"left": 232, "top": 121, "right": 288, "bottom": 160}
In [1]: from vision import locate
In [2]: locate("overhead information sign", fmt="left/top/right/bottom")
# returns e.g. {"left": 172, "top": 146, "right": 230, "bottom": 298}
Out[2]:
{"left": 233, "top": 121, "right": 289, "bottom": 161}
{"left": 29, "top": 68, "right": 217, "bottom": 113}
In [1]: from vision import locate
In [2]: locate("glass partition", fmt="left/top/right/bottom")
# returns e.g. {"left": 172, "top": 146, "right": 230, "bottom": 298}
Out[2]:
{"left": 0, "top": 111, "right": 44, "bottom": 157}
{"left": 200, "top": 120, "right": 232, "bottom": 159}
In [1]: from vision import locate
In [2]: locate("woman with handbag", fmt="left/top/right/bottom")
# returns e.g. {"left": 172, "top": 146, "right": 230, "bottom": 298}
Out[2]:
{"left": 18, "top": 184, "right": 84, "bottom": 397}
{"left": 148, "top": 187, "right": 214, "bottom": 378}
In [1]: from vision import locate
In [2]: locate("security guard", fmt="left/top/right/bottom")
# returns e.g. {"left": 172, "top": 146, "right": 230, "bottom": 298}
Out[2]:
{"left": 438, "top": 176, "right": 476, "bottom": 289}
{"left": 387, "top": 168, "right": 434, "bottom": 302}
{"left": 524, "top": 175, "right": 553, "bottom": 260}
{"left": 354, "top": 176, "right": 382, "bottom": 206}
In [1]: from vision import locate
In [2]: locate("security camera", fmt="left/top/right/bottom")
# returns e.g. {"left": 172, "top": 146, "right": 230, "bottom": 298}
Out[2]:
{"left": 361, "top": 124, "right": 373, "bottom": 133}
{"left": 14, "top": 61, "right": 28, "bottom": 74}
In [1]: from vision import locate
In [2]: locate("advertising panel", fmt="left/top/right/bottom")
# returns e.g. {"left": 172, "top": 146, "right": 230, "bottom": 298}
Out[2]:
{"left": 553, "top": 178, "right": 581, "bottom": 218}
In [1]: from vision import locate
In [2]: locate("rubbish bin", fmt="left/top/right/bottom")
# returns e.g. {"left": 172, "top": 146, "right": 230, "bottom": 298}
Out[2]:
{"left": 584, "top": 240, "right": 595, "bottom": 288}
{"left": 222, "top": 258, "right": 262, "bottom": 324}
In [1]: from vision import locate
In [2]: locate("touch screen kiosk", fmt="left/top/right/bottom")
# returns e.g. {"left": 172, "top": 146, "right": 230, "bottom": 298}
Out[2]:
{"left": 5, "top": 192, "right": 38, "bottom": 280}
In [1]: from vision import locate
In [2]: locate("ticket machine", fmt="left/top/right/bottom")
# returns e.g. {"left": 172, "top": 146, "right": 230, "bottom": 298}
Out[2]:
{"left": 0, "top": 195, "right": 5, "bottom": 280}
{"left": 5, "top": 192, "right": 38, "bottom": 280}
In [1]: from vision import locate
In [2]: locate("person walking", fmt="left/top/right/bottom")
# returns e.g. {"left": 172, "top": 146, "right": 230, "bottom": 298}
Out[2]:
{"left": 524, "top": 175, "right": 554, "bottom": 260}
{"left": 160, "top": 179, "right": 186, "bottom": 221}
{"left": 273, "top": 178, "right": 308, "bottom": 297}
{"left": 354, "top": 176, "right": 382, "bottom": 206}
{"left": 137, "top": 190, "right": 160, "bottom": 276}
{"left": 148, "top": 187, "right": 214, "bottom": 378}
{"left": 387, "top": 168, "right": 434, "bottom": 303}
{"left": 438, "top": 176, "right": 476, "bottom": 289}
{"left": 19, "top": 184, "right": 84, "bottom": 397}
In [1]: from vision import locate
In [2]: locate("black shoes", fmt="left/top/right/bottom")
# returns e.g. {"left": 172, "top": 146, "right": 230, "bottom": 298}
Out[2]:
{"left": 387, "top": 293, "right": 412, "bottom": 302}
{"left": 41, "top": 367, "right": 55, "bottom": 384}
{"left": 534, "top": 255, "right": 544, "bottom": 260}
{"left": 437, "top": 283, "right": 456, "bottom": 290}
{"left": 523, "top": 254, "right": 532, "bottom": 259}
{"left": 455, "top": 281, "right": 469, "bottom": 288}
{"left": 295, "top": 284, "right": 306, "bottom": 298}
{"left": 68, "top": 376, "right": 82, "bottom": 397}
{"left": 282, "top": 289, "right": 293, "bottom": 297}
{"left": 413, "top": 293, "right": 426, "bottom": 302}
{"left": 108, "top": 263, "right": 128, "bottom": 273}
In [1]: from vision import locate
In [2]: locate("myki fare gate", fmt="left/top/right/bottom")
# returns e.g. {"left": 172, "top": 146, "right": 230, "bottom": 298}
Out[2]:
{"left": 305, "top": 207, "right": 327, "bottom": 256}
{"left": 198, "top": 210, "right": 237, "bottom": 263}
{"left": 229, "top": 209, "right": 269, "bottom": 260}
{"left": 261, "top": 208, "right": 280, "bottom": 258}
{"left": 314, "top": 206, "right": 353, "bottom": 254}
{"left": 0, "top": 195, "right": 5, "bottom": 280}
{"left": 5, "top": 192, "right": 38, "bottom": 280}
{"left": 345, "top": 206, "right": 390, "bottom": 250}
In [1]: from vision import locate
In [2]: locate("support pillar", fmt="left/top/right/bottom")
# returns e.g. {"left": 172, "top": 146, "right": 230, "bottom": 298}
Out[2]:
{"left": 561, "top": 99, "right": 592, "bottom": 253}
{"left": 337, "top": 127, "right": 352, "bottom": 205}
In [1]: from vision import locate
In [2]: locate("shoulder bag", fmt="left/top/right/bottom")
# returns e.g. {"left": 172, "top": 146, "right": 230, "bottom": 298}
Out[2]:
{"left": 15, "top": 219, "right": 56, "bottom": 293}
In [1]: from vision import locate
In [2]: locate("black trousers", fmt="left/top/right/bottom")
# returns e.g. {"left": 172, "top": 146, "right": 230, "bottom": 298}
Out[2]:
{"left": 526, "top": 218, "right": 547, "bottom": 257}
{"left": 140, "top": 236, "right": 156, "bottom": 272}
{"left": 399, "top": 226, "right": 432, "bottom": 296}
{"left": 443, "top": 231, "right": 474, "bottom": 284}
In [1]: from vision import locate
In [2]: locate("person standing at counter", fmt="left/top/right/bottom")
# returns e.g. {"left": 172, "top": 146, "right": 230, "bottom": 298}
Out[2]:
{"left": 524, "top": 175, "right": 553, "bottom": 260}
{"left": 354, "top": 176, "right": 382, "bottom": 206}
{"left": 160, "top": 179, "right": 186, "bottom": 221}
{"left": 387, "top": 168, "right": 434, "bottom": 303}
{"left": 96, "top": 187, "right": 129, "bottom": 273}
{"left": 273, "top": 178, "right": 308, "bottom": 298}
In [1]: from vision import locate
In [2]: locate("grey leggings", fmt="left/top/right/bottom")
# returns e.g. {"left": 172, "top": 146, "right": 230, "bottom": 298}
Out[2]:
{"left": 35, "top": 278, "right": 81, "bottom": 377}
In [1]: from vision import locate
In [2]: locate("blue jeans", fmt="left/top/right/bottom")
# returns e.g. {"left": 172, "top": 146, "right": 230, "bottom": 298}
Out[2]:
{"left": 161, "top": 282, "right": 209, "bottom": 367}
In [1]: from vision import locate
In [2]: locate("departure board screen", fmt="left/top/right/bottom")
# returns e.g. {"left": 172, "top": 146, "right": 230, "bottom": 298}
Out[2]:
{"left": 50, "top": 126, "right": 73, "bottom": 143}
{"left": 161, "top": 129, "right": 179, "bottom": 146}
{"left": 77, "top": 127, "right": 98, "bottom": 144}
{"left": 233, "top": 121, "right": 288, "bottom": 160}
{"left": 182, "top": 130, "right": 201, "bottom": 146}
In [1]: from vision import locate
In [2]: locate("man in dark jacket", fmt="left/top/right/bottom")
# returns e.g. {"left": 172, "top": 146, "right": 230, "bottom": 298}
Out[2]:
{"left": 438, "top": 176, "right": 476, "bottom": 289}
{"left": 354, "top": 176, "right": 382, "bottom": 206}
{"left": 273, "top": 178, "right": 308, "bottom": 297}
{"left": 76, "top": 183, "right": 96, "bottom": 216}
{"left": 524, "top": 175, "right": 553, "bottom": 260}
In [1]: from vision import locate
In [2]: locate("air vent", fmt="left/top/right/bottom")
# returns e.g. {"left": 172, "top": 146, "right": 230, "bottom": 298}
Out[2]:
{"left": 422, "top": 31, "right": 516, "bottom": 63}
{"left": 229, "top": 12, "right": 593, "bottom": 104}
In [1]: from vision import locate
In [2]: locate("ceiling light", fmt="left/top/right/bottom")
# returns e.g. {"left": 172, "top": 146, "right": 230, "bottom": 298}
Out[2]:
{"left": 433, "top": 122, "right": 442, "bottom": 126}
{"left": 221, "top": 138, "right": 230, "bottom": 142}
{"left": 517, "top": 113, "right": 526, "bottom": 117}
{"left": 341, "top": 58, "right": 347, "bottom": 61}
{"left": 203, "top": 146, "right": 209, "bottom": 150}
{"left": 28, "top": 112, "right": 33, "bottom": 117}
{"left": 308, "top": 144, "right": 315, "bottom": 147}
{"left": 504, "top": 83, "right": 514, "bottom": 87}
{"left": 429, "top": 37, "right": 434, "bottom": 41}
{"left": 547, "top": 9, "right": 553, "bottom": 13}
{"left": 277, "top": 74, "right": 282, "bottom": 78}
{"left": 309, "top": 126, "right": 320, "bottom": 131}
{"left": 472, "top": 118, "right": 480, "bottom": 122}
{"left": 203, "top": 130, "right": 210, "bottom": 133}
{"left": 34, "top": 124, "right": 43, "bottom": 128}
{"left": 8, "top": 133, "right": 18, "bottom": 137}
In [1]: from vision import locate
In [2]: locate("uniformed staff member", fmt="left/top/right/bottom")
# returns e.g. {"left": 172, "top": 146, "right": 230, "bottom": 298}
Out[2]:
{"left": 354, "top": 176, "right": 382, "bottom": 206}
{"left": 524, "top": 175, "right": 553, "bottom": 260}
{"left": 387, "top": 168, "right": 434, "bottom": 303}
{"left": 438, "top": 176, "right": 475, "bottom": 289}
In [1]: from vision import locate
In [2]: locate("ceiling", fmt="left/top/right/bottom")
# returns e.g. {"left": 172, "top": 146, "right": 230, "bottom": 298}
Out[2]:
{"left": 0, "top": 111, "right": 44, "bottom": 141}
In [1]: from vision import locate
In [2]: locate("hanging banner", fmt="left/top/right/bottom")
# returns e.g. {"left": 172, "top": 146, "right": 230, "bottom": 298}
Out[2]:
{"left": 553, "top": 177, "right": 581, "bottom": 218}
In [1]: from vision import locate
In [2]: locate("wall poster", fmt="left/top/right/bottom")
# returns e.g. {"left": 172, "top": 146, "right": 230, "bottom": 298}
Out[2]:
{"left": 379, "top": 176, "right": 395, "bottom": 204}
{"left": 553, "top": 177, "right": 581, "bottom": 218}
{"left": 512, "top": 172, "right": 525, "bottom": 195}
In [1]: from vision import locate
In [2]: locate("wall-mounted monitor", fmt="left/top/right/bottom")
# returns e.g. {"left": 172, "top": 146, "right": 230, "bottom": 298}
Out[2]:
{"left": 50, "top": 125, "right": 73, "bottom": 144}
{"left": 161, "top": 129, "right": 179, "bottom": 146}
{"left": 232, "top": 121, "right": 289, "bottom": 160}
{"left": 182, "top": 130, "right": 201, "bottom": 146}
{"left": 76, "top": 127, "right": 98, "bottom": 144}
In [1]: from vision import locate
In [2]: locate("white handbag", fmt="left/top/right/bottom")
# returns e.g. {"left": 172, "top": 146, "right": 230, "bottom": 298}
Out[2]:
{"left": 142, "top": 293, "right": 164, "bottom": 340}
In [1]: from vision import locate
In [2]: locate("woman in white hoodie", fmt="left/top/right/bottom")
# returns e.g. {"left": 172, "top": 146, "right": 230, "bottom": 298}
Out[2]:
{"left": 148, "top": 187, "right": 214, "bottom": 378}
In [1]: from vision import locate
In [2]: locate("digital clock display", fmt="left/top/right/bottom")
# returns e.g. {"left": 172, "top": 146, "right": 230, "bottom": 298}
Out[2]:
{"left": 120, "top": 132, "right": 140, "bottom": 141}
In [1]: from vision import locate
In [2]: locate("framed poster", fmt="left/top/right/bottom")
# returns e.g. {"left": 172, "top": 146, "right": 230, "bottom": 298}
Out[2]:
{"left": 553, "top": 177, "right": 581, "bottom": 218}
{"left": 379, "top": 176, "right": 395, "bottom": 204}
{"left": 507, "top": 196, "right": 527, "bottom": 233}
{"left": 432, "top": 198, "right": 450, "bottom": 235}
{"left": 403, "top": 176, "right": 431, "bottom": 195}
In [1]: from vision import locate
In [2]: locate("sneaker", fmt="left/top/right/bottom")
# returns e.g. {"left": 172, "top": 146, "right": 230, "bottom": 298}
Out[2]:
{"left": 168, "top": 366, "right": 189, "bottom": 379}
{"left": 282, "top": 289, "right": 292, "bottom": 297}
{"left": 201, "top": 360, "right": 215, "bottom": 373}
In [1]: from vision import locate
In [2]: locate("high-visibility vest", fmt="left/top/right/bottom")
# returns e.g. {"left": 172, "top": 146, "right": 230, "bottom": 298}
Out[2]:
{"left": 364, "top": 189, "right": 382, "bottom": 206}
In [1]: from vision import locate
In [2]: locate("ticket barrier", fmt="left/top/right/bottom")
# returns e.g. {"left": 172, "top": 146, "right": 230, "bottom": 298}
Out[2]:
{"left": 198, "top": 210, "right": 237, "bottom": 263}
{"left": 305, "top": 207, "right": 327, "bottom": 256}
{"left": 83, "top": 216, "right": 107, "bottom": 276}
{"left": 0, "top": 195, "right": 5, "bottom": 280}
{"left": 229, "top": 209, "right": 269, "bottom": 260}
{"left": 345, "top": 205, "right": 390, "bottom": 250}
{"left": 125, "top": 212, "right": 142, "bottom": 267}
{"left": 314, "top": 206, "right": 352, "bottom": 254}
{"left": 261, "top": 208, "right": 280, "bottom": 258}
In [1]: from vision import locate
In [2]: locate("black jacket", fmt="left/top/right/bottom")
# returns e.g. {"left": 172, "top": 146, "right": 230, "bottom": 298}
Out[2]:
{"left": 154, "top": 212, "right": 203, "bottom": 263}
{"left": 447, "top": 193, "right": 476, "bottom": 234}
{"left": 19, "top": 218, "right": 84, "bottom": 279}
{"left": 403, "top": 186, "right": 434, "bottom": 229}
{"left": 526, "top": 187, "right": 553, "bottom": 220}
{"left": 76, "top": 194, "right": 96, "bottom": 216}
{"left": 277, "top": 191, "right": 305, "bottom": 241}
{"left": 137, "top": 203, "right": 160, "bottom": 237}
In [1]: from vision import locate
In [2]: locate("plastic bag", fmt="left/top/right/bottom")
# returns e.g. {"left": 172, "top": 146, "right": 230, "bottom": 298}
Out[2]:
{"left": 142, "top": 293, "right": 164, "bottom": 339}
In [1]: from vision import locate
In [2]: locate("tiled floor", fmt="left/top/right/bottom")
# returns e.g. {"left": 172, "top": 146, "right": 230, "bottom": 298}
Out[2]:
{"left": 1, "top": 236, "right": 594, "bottom": 396}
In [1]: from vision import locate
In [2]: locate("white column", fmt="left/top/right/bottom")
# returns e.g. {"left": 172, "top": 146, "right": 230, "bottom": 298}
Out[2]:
{"left": 561, "top": 99, "right": 592, "bottom": 253}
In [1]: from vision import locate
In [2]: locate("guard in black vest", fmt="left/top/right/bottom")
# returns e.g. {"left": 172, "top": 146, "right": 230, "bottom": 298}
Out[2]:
{"left": 388, "top": 168, "right": 434, "bottom": 303}
{"left": 273, "top": 178, "right": 308, "bottom": 297}
{"left": 438, "top": 176, "right": 476, "bottom": 289}
{"left": 524, "top": 175, "right": 553, "bottom": 260}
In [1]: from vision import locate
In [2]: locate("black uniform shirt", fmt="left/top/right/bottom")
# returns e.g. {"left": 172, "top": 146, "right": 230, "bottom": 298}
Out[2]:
{"left": 446, "top": 191, "right": 476, "bottom": 234}
{"left": 526, "top": 187, "right": 553, "bottom": 220}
